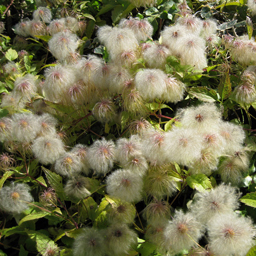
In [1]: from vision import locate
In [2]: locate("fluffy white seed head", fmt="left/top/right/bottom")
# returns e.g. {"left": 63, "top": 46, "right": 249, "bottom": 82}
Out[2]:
{"left": 248, "top": 0, "right": 256, "bottom": 15}
{"left": 65, "top": 16, "right": 79, "bottom": 33}
{"left": 163, "top": 75, "right": 186, "bottom": 103}
{"left": 37, "top": 113, "right": 58, "bottom": 136}
{"left": 116, "top": 135, "right": 142, "bottom": 165}
{"left": 219, "top": 121, "right": 245, "bottom": 155}
{"left": 11, "top": 113, "right": 40, "bottom": 143}
{"left": 162, "top": 210, "right": 203, "bottom": 254}
{"left": 92, "top": 99, "right": 117, "bottom": 123}
{"left": 163, "top": 128, "right": 204, "bottom": 166}
{"left": 14, "top": 20, "right": 31, "bottom": 37}
{"left": 13, "top": 74, "right": 37, "bottom": 100}
{"left": 48, "top": 19, "right": 66, "bottom": 35}
{"left": 107, "top": 197, "right": 136, "bottom": 224}
{"left": 33, "top": 7, "right": 52, "bottom": 23}
{"left": 161, "top": 24, "right": 187, "bottom": 54}
{"left": 73, "top": 227, "right": 107, "bottom": 256}
{"left": 190, "top": 184, "right": 240, "bottom": 225}
{"left": 143, "top": 199, "right": 171, "bottom": 225}
{"left": 32, "top": 135, "right": 66, "bottom": 165}
{"left": 97, "top": 26, "right": 139, "bottom": 60}
{"left": 176, "top": 15, "right": 203, "bottom": 35}
{"left": 64, "top": 175, "right": 91, "bottom": 200}
{"left": 201, "top": 19, "right": 217, "bottom": 38}
{"left": 135, "top": 69, "right": 167, "bottom": 101}
{"left": 143, "top": 164, "right": 177, "bottom": 199}
{"left": 106, "top": 169, "right": 143, "bottom": 203}
{"left": 88, "top": 138, "right": 116, "bottom": 175}
{"left": 0, "top": 182, "right": 33, "bottom": 214}
{"left": 175, "top": 33, "right": 207, "bottom": 70}
{"left": 107, "top": 66, "right": 132, "bottom": 95}
{"left": 143, "top": 43, "right": 170, "bottom": 69}
{"left": 106, "top": 223, "right": 138, "bottom": 256}
{"left": 3, "top": 61, "right": 20, "bottom": 75}
{"left": 55, "top": 152, "right": 82, "bottom": 177}
{"left": 70, "top": 144, "right": 90, "bottom": 175}
{"left": 188, "top": 148, "right": 220, "bottom": 176}
{"left": 43, "top": 64, "right": 76, "bottom": 102}
{"left": 48, "top": 31, "right": 79, "bottom": 61}
{"left": 29, "top": 20, "right": 47, "bottom": 37}
{"left": 119, "top": 18, "right": 153, "bottom": 42}
{"left": 0, "top": 117, "right": 13, "bottom": 142}
{"left": 218, "top": 152, "right": 249, "bottom": 185}
{"left": 0, "top": 91, "right": 26, "bottom": 112}
{"left": 208, "top": 213, "right": 255, "bottom": 256}
{"left": 179, "top": 103, "right": 222, "bottom": 133}
{"left": 141, "top": 128, "right": 167, "bottom": 165}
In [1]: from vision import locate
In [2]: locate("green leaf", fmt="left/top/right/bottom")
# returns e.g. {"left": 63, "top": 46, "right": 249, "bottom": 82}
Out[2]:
{"left": 26, "top": 230, "right": 56, "bottom": 254}
{"left": 188, "top": 87, "right": 218, "bottom": 102}
{"left": 164, "top": 118, "right": 176, "bottom": 131}
{"left": 246, "top": 245, "right": 256, "bottom": 256}
{"left": 42, "top": 167, "right": 65, "bottom": 200}
{"left": 216, "top": 2, "right": 240, "bottom": 9}
{"left": 121, "top": 111, "right": 130, "bottom": 132}
{"left": 5, "top": 48, "right": 18, "bottom": 61}
{"left": 81, "top": 197, "right": 98, "bottom": 221}
{"left": 19, "top": 245, "right": 28, "bottom": 256}
{"left": 240, "top": 192, "right": 256, "bottom": 208}
{"left": 97, "top": 4, "right": 115, "bottom": 16}
{"left": 34, "top": 35, "right": 52, "bottom": 42}
{"left": 218, "top": 71, "right": 232, "bottom": 101}
{"left": 246, "top": 16, "right": 253, "bottom": 40}
{"left": 36, "top": 176, "right": 47, "bottom": 187}
{"left": 0, "top": 250, "right": 7, "bottom": 256}
{"left": 0, "top": 171, "right": 14, "bottom": 189}
{"left": 186, "top": 174, "right": 212, "bottom": 192}
{"left": 82, "top": 13, "right": 96, "bottom": 21}
{"left": 137, "top": 241, "right": 157, "bottom": 256}
{"left": 19, "top": 211, "right": 50, "bottom": 226}
{"left": 146, "top": 102, "right": 172, "bottom": 111}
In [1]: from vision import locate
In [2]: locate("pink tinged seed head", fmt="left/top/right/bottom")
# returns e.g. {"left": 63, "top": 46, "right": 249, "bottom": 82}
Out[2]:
{"left": 121, "top": 178, "right": 131, "bottom": 187}
{"left": 178, "top": 223, "right": 188, "bottom": 233}
{"left": 20, "top": 120, "right": 28, "bottom": 128}
{"left": 224, "top": 228, "right": 235, "bottom": 238}
{"left": 11, "top": 191, "right": 20, "bottom": 200}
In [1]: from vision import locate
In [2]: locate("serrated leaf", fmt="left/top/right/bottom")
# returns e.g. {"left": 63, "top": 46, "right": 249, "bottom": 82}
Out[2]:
{"left": 240, "top": 192, "right": 256, "bottom": 208}
{"left": 246, "top": 245, "right": 256, "bottom": 256}
{"left": 186, "top": 174, "right": 212, "bottom": 192}
{"left": 19, "top": 211, "right": 50, "bottom": 226}
{"left": 5, "top": 48, "right": 18, "bottom": 61}
{"left": 42, "top": 167, "right": 65, "bottom": 200}
{"left": 0, "top": 170, "right": 14, "bottom": 189}
{"left": 188, "top": 87, "right": 218, "bottom": 102}
{"left": 26, "top": 230, "right": 56, "bottom": 254}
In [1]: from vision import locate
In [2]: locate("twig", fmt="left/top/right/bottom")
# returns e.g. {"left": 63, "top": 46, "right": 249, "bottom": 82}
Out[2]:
{"left": 3, "top": 0, "right": 14, "bottom": 16}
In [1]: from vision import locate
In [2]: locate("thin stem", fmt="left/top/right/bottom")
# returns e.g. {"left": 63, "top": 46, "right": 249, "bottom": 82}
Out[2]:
{"left": 135, "top": 208, "right": 144, "bottom": 232}
{"left": 57, "top": 198, "right": 78, "bottom": 229}
{"left": 0, "top": 242, "right": 20, "bottom": 251}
